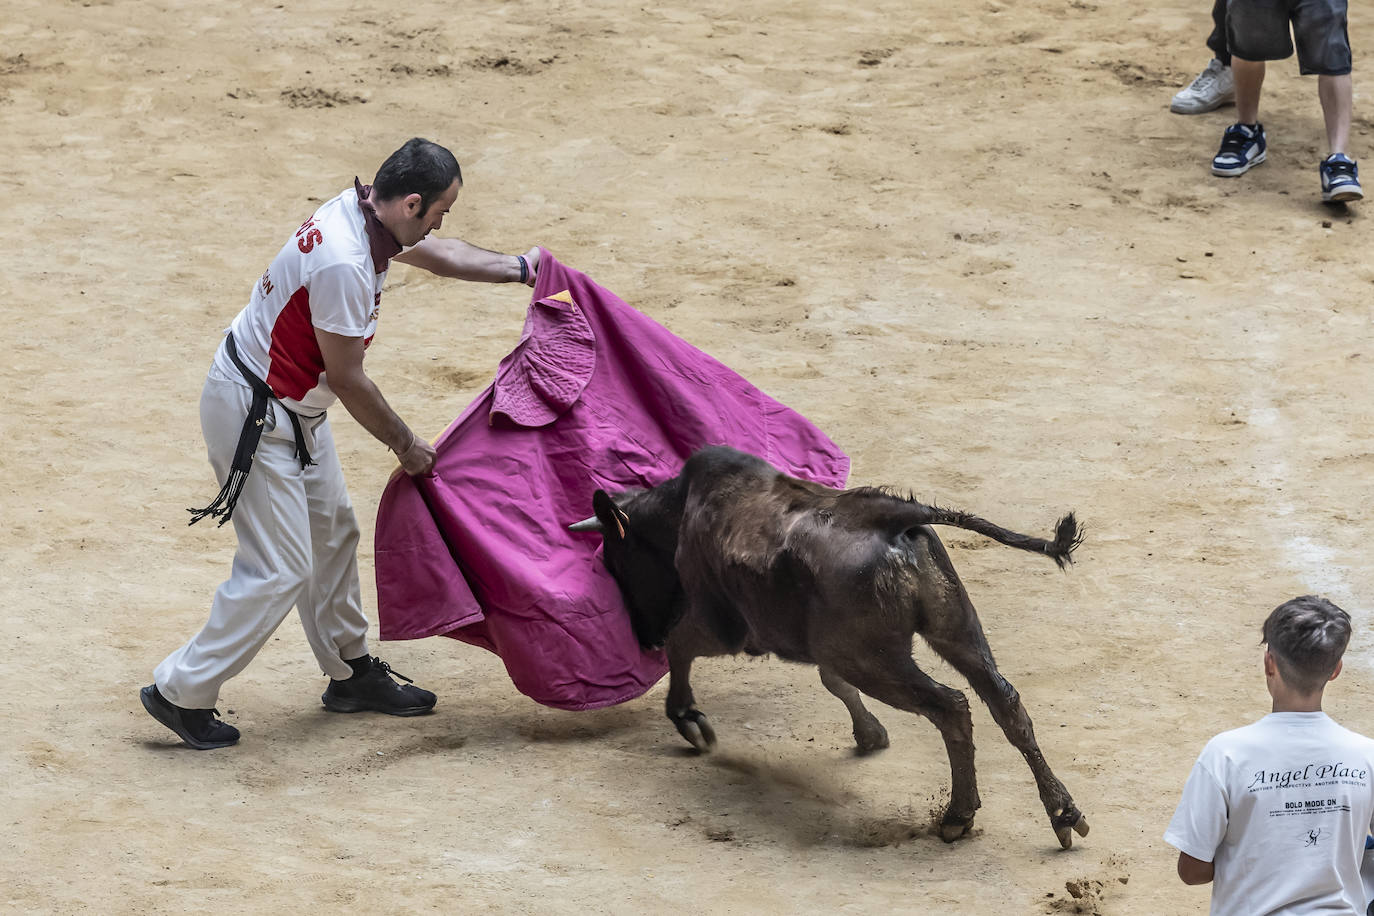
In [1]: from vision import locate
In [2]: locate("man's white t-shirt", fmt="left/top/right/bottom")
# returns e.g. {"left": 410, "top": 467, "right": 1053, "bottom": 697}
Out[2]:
{"left": 213, "top": 186, "right": 386, "bottom": 413}
{"left": 1165, "top": 712, "right": 1374, "bottom": 916}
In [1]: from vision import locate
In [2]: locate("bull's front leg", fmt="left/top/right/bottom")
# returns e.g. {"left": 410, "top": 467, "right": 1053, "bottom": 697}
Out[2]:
{"left": 664, "top": 642, "right": 716, "bottom": 753}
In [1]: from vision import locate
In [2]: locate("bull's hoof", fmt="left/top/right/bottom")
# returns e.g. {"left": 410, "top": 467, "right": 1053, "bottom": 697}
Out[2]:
{"left": 938, "top": 812, "right": 975, "bottom": 843}
{"left": 854, "top": 723, "right": 889, "bottom": 755}
{"left": 1051, "top": 807, "right": 1090, "bottom": 849}
{"left": 671, "top": 708, "right": 717, "bottom": 753}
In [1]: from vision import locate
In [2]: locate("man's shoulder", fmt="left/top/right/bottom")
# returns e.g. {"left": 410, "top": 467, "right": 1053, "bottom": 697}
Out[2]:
{"left": 314, "top": 189, "right": 367, "bottom": 240}
{"left": 288, "top": 191, "right": 368, "bottom": 271}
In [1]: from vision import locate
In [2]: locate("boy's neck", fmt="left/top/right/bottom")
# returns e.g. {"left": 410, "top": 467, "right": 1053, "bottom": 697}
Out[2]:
{"left": 1271, "top": 692, "right": 1325, "bottom": 714}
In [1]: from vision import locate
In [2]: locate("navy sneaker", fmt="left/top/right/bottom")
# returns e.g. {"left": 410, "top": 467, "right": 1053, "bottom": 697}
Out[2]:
{"left": 1212, "top": 123, "right": 1267, "bottom": 176}
{"left": 322, "top": 656, "right": 436, "bottom": 716}
{"left": 1321, "top": 153, "right": 1363, "bottom": 202}
{"left": 140, "top": 684, "right": 240, "bottom": 750}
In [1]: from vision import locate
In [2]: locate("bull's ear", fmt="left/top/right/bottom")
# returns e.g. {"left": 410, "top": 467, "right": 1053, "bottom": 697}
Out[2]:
{"left": 592, "top": 489, "right": 629, "bottom": 541}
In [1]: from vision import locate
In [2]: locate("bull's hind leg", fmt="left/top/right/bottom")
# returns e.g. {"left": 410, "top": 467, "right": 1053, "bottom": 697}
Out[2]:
{"left": 664, "top": 643, "right": 716, "bottom": 753}
{"left": 818, "top": 666, "right": 889, "bottom": 753}
{"left": 926, "top": 627, "right": 1088, "bottom": 849}
{"left": 913, "top": 531, "right": 1088, "bottom": 848}
{"left": 835, "top": 658, "right": 981, "bottom": 842}
{"left": 917, "top": 585, "right": 1089, "bottom": 850}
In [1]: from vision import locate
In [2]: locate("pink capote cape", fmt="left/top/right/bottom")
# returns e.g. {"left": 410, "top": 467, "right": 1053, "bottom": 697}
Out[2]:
{"left": 374, "top": 250, "right": 849, "bottom": 710}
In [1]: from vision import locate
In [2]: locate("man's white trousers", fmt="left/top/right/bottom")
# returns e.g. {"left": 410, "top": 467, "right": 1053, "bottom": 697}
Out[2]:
{"left": 155, "top": 365, "right": 370, "bottom": 709}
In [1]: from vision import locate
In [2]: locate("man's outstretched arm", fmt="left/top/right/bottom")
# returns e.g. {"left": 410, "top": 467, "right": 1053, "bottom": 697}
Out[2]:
{"left": 394, "top": 238, "right": 539, "bottom": 286}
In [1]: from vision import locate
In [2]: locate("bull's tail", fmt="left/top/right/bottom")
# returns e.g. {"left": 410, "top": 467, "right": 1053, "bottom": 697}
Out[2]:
{"left": 916, "top": 507, "right": 1083, "bottom": 569}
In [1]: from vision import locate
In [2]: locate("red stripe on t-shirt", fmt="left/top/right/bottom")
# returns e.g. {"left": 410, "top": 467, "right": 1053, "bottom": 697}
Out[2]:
{"left": 266, "top": 286, "right": 325, "bottom": 401}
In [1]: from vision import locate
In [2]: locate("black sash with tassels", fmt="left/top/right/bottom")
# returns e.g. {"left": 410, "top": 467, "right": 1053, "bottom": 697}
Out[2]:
{"left": 188, "top": 334, "right": 317, "bottom": 527}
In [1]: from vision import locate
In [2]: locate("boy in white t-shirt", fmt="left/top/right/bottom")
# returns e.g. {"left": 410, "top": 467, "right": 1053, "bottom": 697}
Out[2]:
{"left": 1166, "top": 595, "right": 1374, "bottom": 916}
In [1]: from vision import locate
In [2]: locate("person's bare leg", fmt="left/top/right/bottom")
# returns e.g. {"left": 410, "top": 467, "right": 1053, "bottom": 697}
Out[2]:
{"left": 1319, "top": 73, "right": 1352, "bottom": 155}
{"left": 1232, "top": 57, "right": 1266, "bottom": 124}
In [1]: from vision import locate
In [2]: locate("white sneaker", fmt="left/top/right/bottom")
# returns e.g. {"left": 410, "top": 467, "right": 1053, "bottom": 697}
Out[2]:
{"left": 1171, "top": 59, "right": 1235, "bottom": 114}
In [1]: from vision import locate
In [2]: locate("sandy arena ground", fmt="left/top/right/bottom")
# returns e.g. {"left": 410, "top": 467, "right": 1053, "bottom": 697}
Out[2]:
{"left": 7, "top": 0, "right": 1374, "bottom": 912}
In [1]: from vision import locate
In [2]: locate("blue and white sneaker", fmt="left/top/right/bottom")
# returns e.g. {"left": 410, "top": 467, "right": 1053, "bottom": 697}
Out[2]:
{"left": 1212, "top": 123, "right": 1267, "bottom": 177}
{"left": 1320, "top": 153, "right": 1363, "bottom": 202}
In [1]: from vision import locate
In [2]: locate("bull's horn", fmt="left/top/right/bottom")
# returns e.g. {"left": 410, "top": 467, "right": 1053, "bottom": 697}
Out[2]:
{"left": 568, "top": 516, "right": 603, "bottom": 532}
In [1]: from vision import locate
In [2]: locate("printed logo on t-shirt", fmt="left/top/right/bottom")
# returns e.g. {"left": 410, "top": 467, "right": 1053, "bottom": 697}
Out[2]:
{"left": 1249, "top": 761, "right": 1369, "bottom": 790}
{"left": 1247, "top": 760, "right": 1368, "bottom": 825}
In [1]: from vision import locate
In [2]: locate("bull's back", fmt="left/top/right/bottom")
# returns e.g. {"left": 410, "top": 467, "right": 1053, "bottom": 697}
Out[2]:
{"left": 673, "top": 451, "right": 910, "bottom": 658}
{"left": 679, "top": 451, "right": 842, "bottom": 571}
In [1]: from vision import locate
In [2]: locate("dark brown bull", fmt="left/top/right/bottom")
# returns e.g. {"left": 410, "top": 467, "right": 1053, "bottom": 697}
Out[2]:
{"left": 572, "top": 445, "right": 1088, "bottom": 848}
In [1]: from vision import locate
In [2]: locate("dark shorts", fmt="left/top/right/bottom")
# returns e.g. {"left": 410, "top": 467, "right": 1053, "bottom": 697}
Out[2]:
{"left": 1227, "top": 0, "right": 1351, "bottom": 75}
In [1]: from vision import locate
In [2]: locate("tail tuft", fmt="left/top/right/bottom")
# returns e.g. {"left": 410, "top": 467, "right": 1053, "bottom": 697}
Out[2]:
{"left": 1048, "top": 513, "right": 1084, "bottom": 569}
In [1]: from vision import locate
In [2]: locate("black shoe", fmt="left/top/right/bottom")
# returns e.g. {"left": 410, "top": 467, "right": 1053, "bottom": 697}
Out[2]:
{"left": 140, "top": 684, "right": 240, "bottom": 750}
{"left": 321, "top": 657, "right": 436, "bottom": 717}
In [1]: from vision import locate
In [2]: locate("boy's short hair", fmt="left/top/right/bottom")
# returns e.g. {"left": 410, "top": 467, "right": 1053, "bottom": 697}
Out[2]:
{"left": 1262, "top": 595, "right": 1352, "bottom": 693}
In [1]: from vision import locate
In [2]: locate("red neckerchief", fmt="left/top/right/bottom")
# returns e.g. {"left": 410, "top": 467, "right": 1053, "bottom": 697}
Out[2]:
{"left": 354, "top": 177, "right": 403, "bottom": 274}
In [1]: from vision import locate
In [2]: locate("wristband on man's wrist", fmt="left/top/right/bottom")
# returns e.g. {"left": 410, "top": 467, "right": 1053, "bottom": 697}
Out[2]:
{"left": 516, "top": 254, "right": 528, "bottom": 284}
{"left": 393, "top": 432, "right": 417, "bottom": 456}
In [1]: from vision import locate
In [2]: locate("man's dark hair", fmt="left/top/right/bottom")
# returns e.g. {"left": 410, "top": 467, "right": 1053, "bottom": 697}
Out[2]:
{"left": 1262, "top": 595, "right": 1352, "bottom": 693}
{"left": 372, "top": 138, "right": 462, "bottom": 214}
